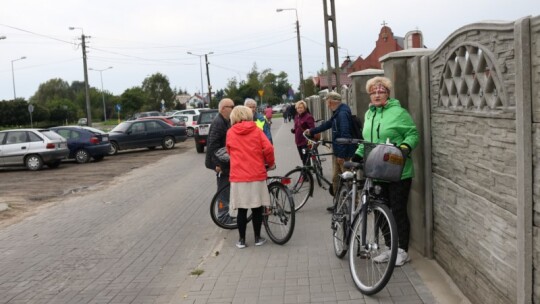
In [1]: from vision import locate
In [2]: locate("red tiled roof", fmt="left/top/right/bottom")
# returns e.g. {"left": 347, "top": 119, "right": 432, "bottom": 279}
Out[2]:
{"left": 314, "top": 73, "right": 352, "bottom": 89}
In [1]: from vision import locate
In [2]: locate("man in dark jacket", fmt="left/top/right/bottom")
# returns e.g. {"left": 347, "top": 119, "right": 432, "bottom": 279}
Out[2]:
{"left": 205, "top": 98, "right": 235, "bottom": 191}
{"left": 305, "top": 92, "right": 356, "bottom": 211}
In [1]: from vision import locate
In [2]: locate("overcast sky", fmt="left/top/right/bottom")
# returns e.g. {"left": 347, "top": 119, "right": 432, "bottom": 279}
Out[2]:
{"left": 0, "top": 0, "right": 538, "bottom": 102}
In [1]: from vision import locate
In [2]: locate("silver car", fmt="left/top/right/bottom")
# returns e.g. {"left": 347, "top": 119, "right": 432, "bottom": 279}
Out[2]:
{"left": 0, "top": 129, "right": 69, "bottom": 170}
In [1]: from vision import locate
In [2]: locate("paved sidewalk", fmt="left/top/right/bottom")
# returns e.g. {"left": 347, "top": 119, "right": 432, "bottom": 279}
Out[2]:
{"left": 175, "top": 119, "right": 468, "bottom": 304}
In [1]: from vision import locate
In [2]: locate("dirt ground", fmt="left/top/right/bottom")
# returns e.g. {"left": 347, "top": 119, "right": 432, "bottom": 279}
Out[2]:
{"left": 0, "top": 140, "right": 194, "bottom": 228}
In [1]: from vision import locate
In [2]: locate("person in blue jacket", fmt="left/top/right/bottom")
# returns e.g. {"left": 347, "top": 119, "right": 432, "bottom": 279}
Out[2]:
{"left": 304, "top": 92, "right": 356, "bottom": 211}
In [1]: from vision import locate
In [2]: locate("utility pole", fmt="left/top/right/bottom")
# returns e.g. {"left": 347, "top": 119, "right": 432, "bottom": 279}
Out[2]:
{"left": 322, "top": 0, "right": 341, "bottom": 91}
{"left": 205, "top": 54, "right": 212, "bottom": 104}
{"left": 276, "top": 8, "right": 305, "bottom": 99}
{"left": 81, "top": 34, "right": 92, "bottom": 126}
{"left": 70, "top": 27, "right": 92, "bottom": 126}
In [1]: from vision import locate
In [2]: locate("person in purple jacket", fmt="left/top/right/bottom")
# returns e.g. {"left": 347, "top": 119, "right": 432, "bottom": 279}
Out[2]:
{"left": 291, "top": 100, "right": 315, "bottom": 165}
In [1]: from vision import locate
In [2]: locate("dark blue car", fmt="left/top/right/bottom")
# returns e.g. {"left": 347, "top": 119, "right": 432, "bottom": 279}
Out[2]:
{"left": 50, "top": 126, "right": 111, "bottom": 163}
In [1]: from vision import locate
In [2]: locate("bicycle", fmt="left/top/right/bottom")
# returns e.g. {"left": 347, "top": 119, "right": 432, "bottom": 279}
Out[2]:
{"left": 284, "top": 133, "right": 335, "bottom": 211}
{"left": 331, "top": 137, "right": 402, "bottom": 295}
{"left": 209, "top": 175, "right": 296, "bottom": 245}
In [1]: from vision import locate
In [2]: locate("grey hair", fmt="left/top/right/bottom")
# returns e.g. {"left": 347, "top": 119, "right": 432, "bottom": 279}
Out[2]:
{"left": 244, "top": 98, "right": 257, "bottom": 106}
{"left": 218, "top": 98, "right": 234, "bottom": 111}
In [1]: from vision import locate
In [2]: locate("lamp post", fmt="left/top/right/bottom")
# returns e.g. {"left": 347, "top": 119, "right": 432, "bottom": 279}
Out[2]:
{"left": 276, "top": 8, "right": 304, "bottom": 99}
{"left": 187, "top": 51, "right": 213, "bottom": 104}
{"left": 11, "top": 56, "right": 26, "bottom": 100}
{"left": 69, "top": 26, "right": 92, "bottom": 126}
{"left": 89, "top": 66, "right": 113, "bottom": 121}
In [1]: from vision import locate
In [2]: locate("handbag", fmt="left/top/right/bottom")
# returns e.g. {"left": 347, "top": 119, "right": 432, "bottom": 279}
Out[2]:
{"left": 214, "top": 147, "right": 230, "bottom": 163}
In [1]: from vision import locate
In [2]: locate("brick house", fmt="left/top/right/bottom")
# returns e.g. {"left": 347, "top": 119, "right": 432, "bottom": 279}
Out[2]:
{"left": 314, "top": 24, "right": 424, "bottom": 90}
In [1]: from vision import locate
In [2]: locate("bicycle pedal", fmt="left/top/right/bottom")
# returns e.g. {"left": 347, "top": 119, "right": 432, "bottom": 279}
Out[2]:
{"left": 357, "top": 251, "right": 371, "bottom": 259}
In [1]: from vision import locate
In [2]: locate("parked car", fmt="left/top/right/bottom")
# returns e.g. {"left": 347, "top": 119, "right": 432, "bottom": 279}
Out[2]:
{"left": 137, "top": 116, "right": 185, "bottom": 127}
{"left": 194, "top": 109, "right": 219, "bottom": 153}
{"left": 172, "top": 114, "right": 198, "bottom": 137}
{"left": 171, "top": 108, "right": 208, "bottom": 116}
{"left": 107, "top": 119, "right": 187, "bottom": 155}
{"left": 0, "top": 129, "right": 69, "bottom": 170}
{"left": 128, "top": 111, "right": 162, "bottom": 120}
{"left": 50, "top": 126, "right": 111, "bottom": 163}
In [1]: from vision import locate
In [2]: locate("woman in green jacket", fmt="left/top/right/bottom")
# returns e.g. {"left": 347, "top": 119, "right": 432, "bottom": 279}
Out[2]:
{"left": 354, "top": 76, "right": 419, "bottom": 267}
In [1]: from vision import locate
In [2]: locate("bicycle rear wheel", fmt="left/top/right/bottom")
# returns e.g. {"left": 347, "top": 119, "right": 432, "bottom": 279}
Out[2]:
{"left": 349, "top": 202, "right": 398, "bottom": 295}
{"left": 263, "top": 181, "right": 295, "bottom": 245}
{"left": 284, "top": 168, "right": 313, "bottom": 211}
{"left": 332, "top": 183, "right": 350, "bottom": 258}
{"left": 210, "top": 184, "right": 252, "bottom": 230}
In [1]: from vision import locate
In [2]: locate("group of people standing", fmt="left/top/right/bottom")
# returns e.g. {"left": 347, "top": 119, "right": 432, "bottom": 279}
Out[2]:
{"left": 204, "top": 76, "right": 419, "bottom": 267}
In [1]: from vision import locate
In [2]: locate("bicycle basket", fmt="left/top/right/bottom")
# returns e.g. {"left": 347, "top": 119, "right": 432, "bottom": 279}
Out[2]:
{"left": 363, "top": 142, "right": 404, "bottom": 182}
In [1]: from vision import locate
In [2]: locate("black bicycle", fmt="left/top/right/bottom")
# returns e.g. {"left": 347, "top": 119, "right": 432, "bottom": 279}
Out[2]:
{"left": 331, "top": 138, "right": 402, "bottom": 295}
{"left": 284, "top": 134, "right": 334, "bottom": 211}
{"left": 209, "top": 176, "right": 296, "bottom": 245}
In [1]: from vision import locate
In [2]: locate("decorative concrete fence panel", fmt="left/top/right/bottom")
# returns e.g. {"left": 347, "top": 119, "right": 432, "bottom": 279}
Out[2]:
{"left": 428, "top": 16, "right": 537, "bottom": 304}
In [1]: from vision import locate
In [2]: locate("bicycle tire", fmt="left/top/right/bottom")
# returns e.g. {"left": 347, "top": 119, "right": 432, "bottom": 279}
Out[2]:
{"left": 349, "top": 201, "right": 398, "bottom": 295}
{"left": 263, "top": 181, "right": 295, "bottom": 245}
{"left": 209, "top": 184, "right": 252, "bottom": 230}
{"left": 284, "top": 167, "right": 313, "bottom": 211}
{"left": 332, "top": 183, "right": 350, "bottom": 258}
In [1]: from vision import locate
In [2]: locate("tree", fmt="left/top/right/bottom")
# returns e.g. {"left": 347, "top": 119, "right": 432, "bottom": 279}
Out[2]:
{"left": 120, "top": 87, "right": 146, "bottom": 118}
{"left": 30, "top": 78, "right": 74, "bottom": 105}
{"left": 142, "top": 73, "right": 174, "bottom": 112}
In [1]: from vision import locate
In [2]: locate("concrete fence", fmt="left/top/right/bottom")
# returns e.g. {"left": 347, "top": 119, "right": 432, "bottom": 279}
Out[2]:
{"left": 306, "top": 15, "right": 539, "bottom": 304}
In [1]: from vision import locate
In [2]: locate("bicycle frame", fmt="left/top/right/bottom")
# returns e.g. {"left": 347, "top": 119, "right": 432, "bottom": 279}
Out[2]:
{"left": 303, "top": 135, "right": 333, "bottom": 189}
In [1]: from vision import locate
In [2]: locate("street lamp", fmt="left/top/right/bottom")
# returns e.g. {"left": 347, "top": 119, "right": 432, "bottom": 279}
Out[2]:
{"left": 276, "top": 8, "right": 304, "bottom": 99}
{"left": 69, "top": 26, "right": 92, "bottom": 126}
{"left": 11, "top": 56, "right": 26, "bottom": 100}
{"left": 89, "top": 66, "right": 113, "bottom": 121}
{"left": 187, "top": 51, "right": 213, "bottom": 104}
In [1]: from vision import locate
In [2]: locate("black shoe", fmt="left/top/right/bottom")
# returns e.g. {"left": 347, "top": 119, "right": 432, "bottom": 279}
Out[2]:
{"left": 326, "top": 206, "right": 335, "bottom": 212}
{"left": 236, "top": 239, "right": 246, "bottom": 249}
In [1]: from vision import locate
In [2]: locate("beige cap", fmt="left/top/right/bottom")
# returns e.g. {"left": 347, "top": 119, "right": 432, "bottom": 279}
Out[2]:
{"left": 325, "top": 91, "right": 342, "bottom": 102}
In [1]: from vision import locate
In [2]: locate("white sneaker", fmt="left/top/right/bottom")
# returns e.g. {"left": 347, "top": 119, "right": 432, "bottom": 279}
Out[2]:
{"left": 395, "top": 249, "right": 410, "bottom": 266}
{"left": 373, "top": 249, "right": 391, "bottom": 263}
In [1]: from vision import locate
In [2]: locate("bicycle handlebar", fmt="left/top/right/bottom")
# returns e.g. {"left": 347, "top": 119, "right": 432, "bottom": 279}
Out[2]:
{"left": 302, "top": 132, "right": 332, "bottom": 145}
{"left": 335, "top": 138, "right": 364, "bottom": 145}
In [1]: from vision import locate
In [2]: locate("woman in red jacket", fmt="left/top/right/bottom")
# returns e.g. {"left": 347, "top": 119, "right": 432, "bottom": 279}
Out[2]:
{"left": 226, "top": 106, "right": 276, "bottom": 248}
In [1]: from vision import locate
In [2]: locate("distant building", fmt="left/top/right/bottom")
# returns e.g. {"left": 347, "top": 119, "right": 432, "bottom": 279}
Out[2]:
{"left": 314, "top": 23, "right": 425, "bottom": 90}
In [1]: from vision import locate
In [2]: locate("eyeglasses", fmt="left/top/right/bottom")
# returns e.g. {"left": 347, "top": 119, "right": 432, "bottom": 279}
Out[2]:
{"left": 223, "top": 105, "right": 235, "bottom": 109}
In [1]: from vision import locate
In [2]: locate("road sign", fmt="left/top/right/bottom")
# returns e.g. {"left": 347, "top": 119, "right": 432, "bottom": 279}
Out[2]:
{"left": 115, "top": 104, "right": 121, "bottom": 111}
{"left": 28, "top": 104, "right": 34, "bottom": 113}
{"left": 258, "top": 90, "right": 264, "bottom": 97}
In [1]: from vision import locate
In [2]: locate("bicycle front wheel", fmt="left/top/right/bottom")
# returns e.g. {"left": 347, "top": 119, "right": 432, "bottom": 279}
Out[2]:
{"left": 263, "top": 181, "right": 295, "bottom": 245}
{"left": 210, "top": 184, "right": 252, "bottom": 230}
{"left": 349, "top": 202, "right": 398, "bottom": 295}
{"left": 332, "top": 183, "right": 350, "bottom": 259}
{"left": 284, "top": 167, "right": 313, "bottom": 211}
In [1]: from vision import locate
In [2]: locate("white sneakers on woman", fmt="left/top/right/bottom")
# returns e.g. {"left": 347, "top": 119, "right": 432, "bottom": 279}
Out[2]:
{"left": 373, "top": 248, "right": 410, "bottom": 266}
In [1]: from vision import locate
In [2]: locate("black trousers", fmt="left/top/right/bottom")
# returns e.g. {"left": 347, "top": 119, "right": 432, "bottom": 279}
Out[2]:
{"left": 376, "top": 178, "right": 412, "bottom": 251}
{"left": 297, "top": 145, "right": 308, "bottom": 165}
{"left": 237, "top": 207, "right": 263, "bottom": 240}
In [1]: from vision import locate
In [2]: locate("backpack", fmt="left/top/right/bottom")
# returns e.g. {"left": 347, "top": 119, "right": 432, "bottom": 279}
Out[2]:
{"left": 350, "top": 115, "right": 363, "bottom": 139}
